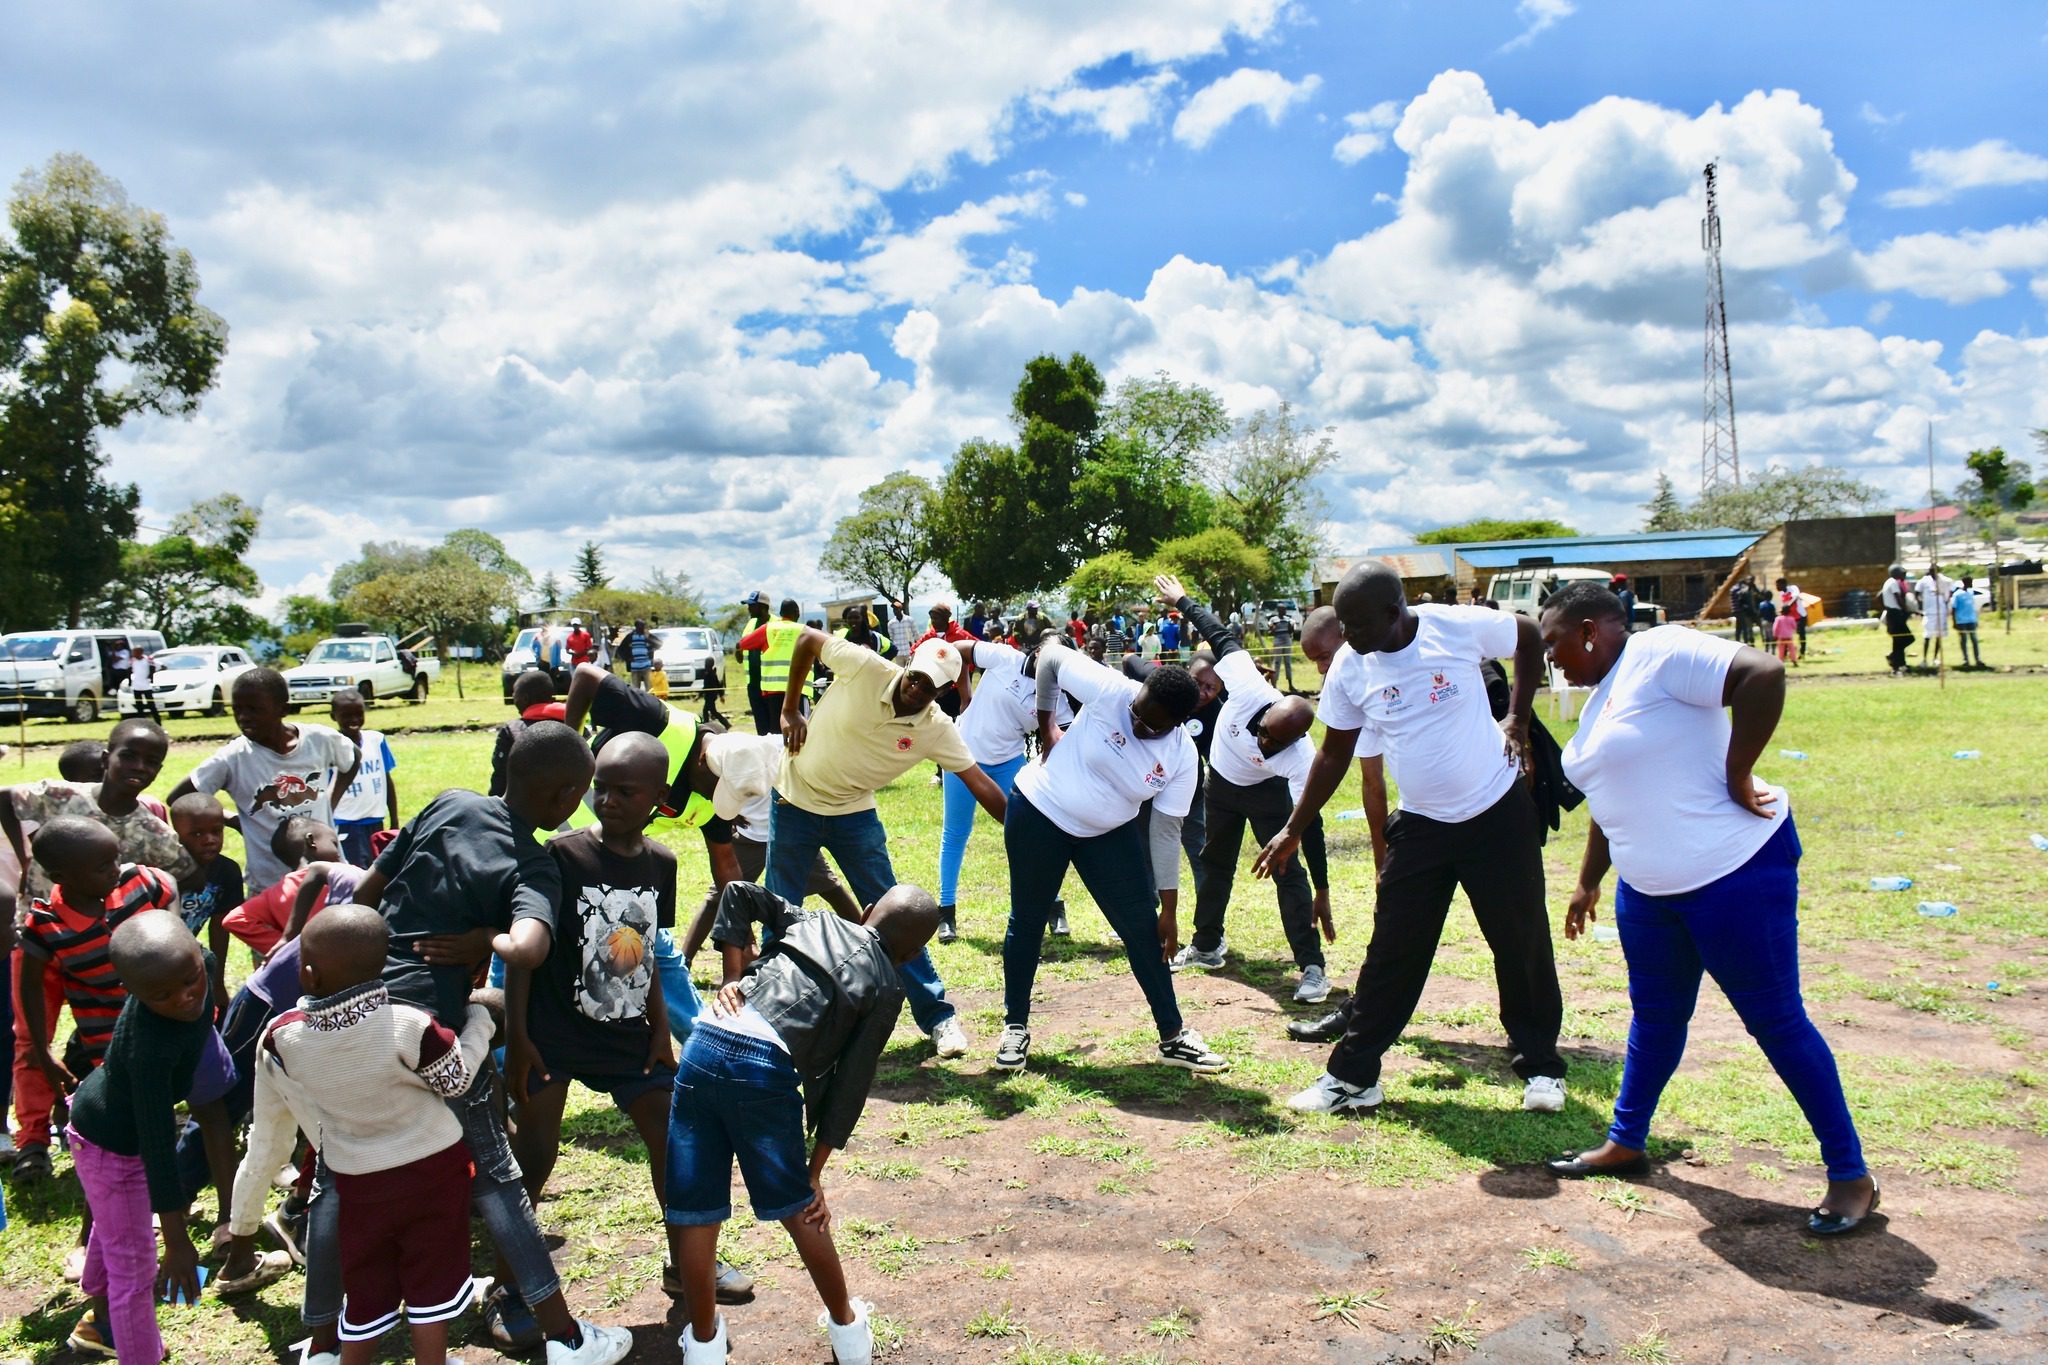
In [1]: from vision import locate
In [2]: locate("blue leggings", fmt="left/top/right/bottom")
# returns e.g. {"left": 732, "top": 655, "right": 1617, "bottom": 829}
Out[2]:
{"left": 938, "top": 755, "right": 1027, "bottom": 906}
{"left": 1609, "top": 816, "right": 1866, "bottom": 1180}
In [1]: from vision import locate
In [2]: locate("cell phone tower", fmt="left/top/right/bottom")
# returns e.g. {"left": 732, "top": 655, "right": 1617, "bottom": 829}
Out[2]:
{"left": 1700, "top": 162, "right": 1740, "bottom": 493}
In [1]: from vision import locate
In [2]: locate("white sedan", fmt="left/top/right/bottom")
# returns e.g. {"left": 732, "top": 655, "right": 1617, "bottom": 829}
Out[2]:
{"left": 118, "top": 646, "right": 258, "bottom": 717}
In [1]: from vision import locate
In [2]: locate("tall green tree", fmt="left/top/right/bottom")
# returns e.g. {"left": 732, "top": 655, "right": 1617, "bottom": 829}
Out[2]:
{"left": 441, "top": 528, "right": 531, "bottom": 590}
{"left": 347, "top": 554, "right": 516, "bottom": 699}
{"left": 1642, "top": 473, "right": 1685, "bottom": 531}
{"left": 1148, "top": 528, "right": 1269, "bottom": 604}
{"left": 1684, "top": 465, "right": 1883, "bottom": 529}
{"left": 536, "top": 571, "right": 564, "bottom": 609}
{"left": 99, "top": 493, "right": 262, "bottom": 642}
{"left": 572, "top": 540, "right": 609, "bottom": 592}
{"left": 330, "top": 541, "right": 433, "bottom": 602}
{"left": 0, "top": 154, "right": 228, "bottom": 627}
{"left": 1213, "top": 403, "right": 1337, "bottom": 593}
{"left": 819, "top": 472, "right": 938, "bottom": 608}
{"left": 1416, "top": 518, "right": 1579, "bottom": 545}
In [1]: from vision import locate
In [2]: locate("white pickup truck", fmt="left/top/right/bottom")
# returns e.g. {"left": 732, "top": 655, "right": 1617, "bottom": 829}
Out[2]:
{"left": 283, "top": 633, "right": 438, "bottom": 710}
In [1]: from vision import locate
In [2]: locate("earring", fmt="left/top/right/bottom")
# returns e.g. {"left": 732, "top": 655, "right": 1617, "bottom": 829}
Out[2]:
{"left": 1584, "top": 641, "right": 1594, "bottom": 652}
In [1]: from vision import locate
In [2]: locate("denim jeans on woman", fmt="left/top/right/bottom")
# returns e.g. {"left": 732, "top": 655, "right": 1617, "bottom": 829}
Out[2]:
{"left": 1001, "top": 791, "right": 1183, "bottom": 1041}
{"left": 938, "top": 754, "right": 1027, "bottom": 906}
{"left": 1609, "top": 814, "right": 1866, "bottom": 1180}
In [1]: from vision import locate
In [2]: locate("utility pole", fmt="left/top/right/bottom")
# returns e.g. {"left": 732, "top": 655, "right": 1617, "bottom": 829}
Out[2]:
{"left": 1701, "top": 162, "right": 1741, "bottom": 495}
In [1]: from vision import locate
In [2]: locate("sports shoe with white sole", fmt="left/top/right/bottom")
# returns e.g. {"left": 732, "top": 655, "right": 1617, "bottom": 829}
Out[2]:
{"left": 1522, "top": 1076, "right": 1566, "bottom": 1113}
{"left": 993, "top": 1025, "right": 1032, "bottom": 1071}
{"left": 1294, "top": 965, "right": 1330, "bottom": 1004}
{"left": 1285, "top": 1072, "right": 1382, "bottom": 1114}
{"left": 1169, "top": 941, "right": 1226, "bottom": 972}
{"left": 679, "top": 1313, "right": 728, "bottom": 1364}
{"left": 822, "top": 1297, "right": 876, "bottom": 1365}
{"left": 547, "top": 1320, "right": 634, "bottom": 1365}
{"left": 930, "top": 1016, "right": 969, "bottom": 1059}
{"left": 1157, "top": 1028, "right": 1229, "bottom": 1073}
{"left": 264, "top": 1206, "right": 308, "bottom": 1266}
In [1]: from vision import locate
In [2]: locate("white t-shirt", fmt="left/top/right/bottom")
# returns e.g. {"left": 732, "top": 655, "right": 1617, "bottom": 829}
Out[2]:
{"left": 954, "top": 642, "right": 1072, "bottom": 767}
{"left": 332, "top": 730, "right": 395, "bottom": 823}
{"left": 1560, "top": 626, "right": 1789, "bottom": 896}
{"left": 1916, "top": 575, "right": 1952, "bottom": 636}
{"left": 1315, "top": 605, "right": 1519, "bottom": 824}
{"left": 131, "top": 654, "right": 153, "bottom": 688}
{"left": 1014, "top": 652, "right": 1197, "bottom": 838}
{"left": 189, "top": 724, "right": 360, "bottom": 891}
{"left": 1207, "top": 649, "right": 1314, "bottom": 801}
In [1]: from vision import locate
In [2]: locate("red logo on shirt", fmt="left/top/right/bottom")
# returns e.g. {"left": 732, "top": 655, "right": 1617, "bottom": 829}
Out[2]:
{"left": 1432, "top": 672, "right": 1447, "bottom": 687}
{"left": 895, "top": 736, "right": 914, "bottom": 751}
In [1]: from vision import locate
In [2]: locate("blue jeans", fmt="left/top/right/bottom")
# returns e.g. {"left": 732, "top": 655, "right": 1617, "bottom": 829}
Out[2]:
{"left": 767, "top": 795, "right": 954, "bottom": 1034}
{"left": 664, "top": 1026, "right": 812, "bottom": 1224}
{"left": 939, "top": 755, "right": 1027, "bottom": 906}
{"left": 335, "top": 821, "right": 381, "bottom": 869}
{"left": 1002, "top": 791, "right": 1184, "bottom": 1040}
{"left": 1609, "top": 815, "right": 1866, "bottom": 1180}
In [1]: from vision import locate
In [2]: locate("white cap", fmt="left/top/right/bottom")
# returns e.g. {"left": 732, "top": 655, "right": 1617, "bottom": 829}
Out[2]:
{"left": 702, "top": 733, "right": 782, "bottom": 822}
{"left": 908, "top": 638, "right": 963, "bottom": 688}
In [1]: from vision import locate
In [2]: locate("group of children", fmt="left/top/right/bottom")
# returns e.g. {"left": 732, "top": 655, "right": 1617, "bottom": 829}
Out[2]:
{"left": 4, "top": 662, "right": 927, "bottom": 1365}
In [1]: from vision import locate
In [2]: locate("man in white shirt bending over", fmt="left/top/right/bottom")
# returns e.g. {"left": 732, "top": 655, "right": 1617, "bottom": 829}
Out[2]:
{"left": 1254, "top": 560, "right": 1567, "bottom": 1116}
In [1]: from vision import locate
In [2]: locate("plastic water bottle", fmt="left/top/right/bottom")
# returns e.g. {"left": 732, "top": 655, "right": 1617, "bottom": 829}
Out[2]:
{"left": 1868, "top": 876, "right": 1913, "bottom": 892}
{"left": 1591, "top": 924, "right": 1621, "bottom": 943}
{"left": 2029, "top": 833, "right": 2048, "bottom": 852}
{"left": 1987, "top": 982, "right": 2002, "bottom": 992}
{"left": 1916, "top": 901, "right": 1958, "bottom": 918}
{"left": 1952, "top": 750, "right": 1981, "bottom": 760}
{"left": 1779, "top": 749, "right": 1808, "bottom": 760}
{"left": 1335, "top": 809, "right": 1367, "bottom": 821}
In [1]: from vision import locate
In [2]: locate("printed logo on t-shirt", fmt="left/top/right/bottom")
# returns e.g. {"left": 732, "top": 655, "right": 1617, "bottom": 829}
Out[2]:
{"left": 1143, "top": 761, "right": 1168, "bottom": 790}
{"left": 574, "top": 883, "right": 656, "bottom": 1023}
{"left": 1378, "top": 684, "right": 1411, "bottom": 716}
{"left": 251, "top": 772, "right": 324, "bottom": 813}
{"left": 1428, "top": 675, "right": 1460, "bottom": 705}
{"left": 1184, "top": 718, "right": 1203, "bottom": 738}
{"left": 895, "top": 736, "right": 914, "bottom": 751}
{"left": 1108, "top": 730, "right": 1127, "bottom": 749}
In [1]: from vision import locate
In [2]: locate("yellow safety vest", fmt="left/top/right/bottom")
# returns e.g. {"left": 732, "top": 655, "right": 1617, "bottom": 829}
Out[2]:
{"left": 760, "top": 619, "right": 810, "bottom": 697}
{"left": 567, "top": 708, "right": 717, "bottom": 831}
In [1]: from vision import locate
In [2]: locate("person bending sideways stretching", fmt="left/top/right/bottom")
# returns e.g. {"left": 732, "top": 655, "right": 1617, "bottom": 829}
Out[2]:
{"left": 1537, "top": 583, "right": 1878, "bottom": 1235}
{"left": 993, "top": 647, "right": 1228, "bottom": 1075}
{"left": 771, "top": 629, "right": 1008, "bottom": 1060}
{"left": 1156, "top": 576, "right": 1334, "bottom": 1003}
{"left": 1256, "top": 559, "right": 1567, "bottom": 1115}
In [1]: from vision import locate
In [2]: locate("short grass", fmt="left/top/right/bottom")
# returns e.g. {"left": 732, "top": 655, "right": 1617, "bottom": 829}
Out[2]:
{"left": 3, "top": 624, "right": 2046, "bottom": 1361}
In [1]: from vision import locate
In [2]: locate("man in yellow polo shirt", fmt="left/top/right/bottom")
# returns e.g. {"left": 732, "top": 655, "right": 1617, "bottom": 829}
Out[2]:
{"left": 773, "top": 628, "right": 1008, "bottom": 1058}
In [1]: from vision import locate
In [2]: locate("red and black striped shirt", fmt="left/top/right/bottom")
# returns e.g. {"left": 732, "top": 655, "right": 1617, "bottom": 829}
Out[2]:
{"left": 20, "top": 865, "right": 179, "bottom": 1067}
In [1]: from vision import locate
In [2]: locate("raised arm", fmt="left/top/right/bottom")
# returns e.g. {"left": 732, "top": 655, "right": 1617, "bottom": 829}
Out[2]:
{"left": 1155, "top": 575, "right": 1240, "bottom": 659}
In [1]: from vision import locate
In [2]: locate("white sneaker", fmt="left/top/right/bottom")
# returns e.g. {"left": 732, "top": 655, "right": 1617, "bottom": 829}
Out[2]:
{"left": 1522, "top": 1076, "right": 1567, "bottom": 1113}
{"left": 547, "top": 1321, "right": 634, "bottom": 1365}
{"left": 1169, "top": 940, "right": 1226, "bottom": 972}
{"left": 1285, "top": 1072, "right": 1382, "bottom": 1114}
{"left": 993, "top": 1024, "right": 1032, "bottom": 1071}
{"left": 1294, "top": 965, "right": 1330, "bottom": 1004}
{"left": 820, "top": 1297, "right": 874, "bottom": 1365}
{"left": 679, "top": 1313, "right": 728, "bottom": 1364}
{"left": 930, "top": 1016, "right": 969, "bottom": 1059}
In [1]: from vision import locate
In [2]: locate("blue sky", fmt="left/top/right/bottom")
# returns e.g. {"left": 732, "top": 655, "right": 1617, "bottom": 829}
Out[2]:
{"left": 3, "top": 1, "right": 2045, "bottom": 607}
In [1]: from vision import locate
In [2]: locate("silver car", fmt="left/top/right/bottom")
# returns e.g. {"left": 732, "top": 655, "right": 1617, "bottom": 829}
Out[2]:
{"left": 654, "top": 627, "right": 726, "bottom": 694}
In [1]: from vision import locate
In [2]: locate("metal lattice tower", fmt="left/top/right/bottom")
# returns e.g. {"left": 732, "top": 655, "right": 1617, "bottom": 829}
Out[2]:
{"left": 1700, "top": 162, "right": 1740, "bottom": 493}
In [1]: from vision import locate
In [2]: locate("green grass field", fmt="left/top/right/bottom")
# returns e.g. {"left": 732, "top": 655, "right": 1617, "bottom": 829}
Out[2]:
{"left": 2, "top": 624, "right": 2044, "bottom": 1362}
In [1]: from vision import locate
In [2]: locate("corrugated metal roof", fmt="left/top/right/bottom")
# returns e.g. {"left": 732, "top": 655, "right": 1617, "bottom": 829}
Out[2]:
{"left": 1347, "top": 528, "right": 1760, "bottom": 571}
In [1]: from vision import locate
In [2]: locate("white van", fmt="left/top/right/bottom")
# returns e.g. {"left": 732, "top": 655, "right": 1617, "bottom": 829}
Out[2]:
{"left": 1486, "top": 567, "right": 1613, "bottom": 617}
{"left": 0, "top": 629, "right": 170, "bottom": 723}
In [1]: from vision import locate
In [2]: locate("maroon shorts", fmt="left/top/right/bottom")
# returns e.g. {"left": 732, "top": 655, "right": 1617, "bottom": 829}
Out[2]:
{"left": 335, "top": 1142, "right": 475, "bottom": 1341}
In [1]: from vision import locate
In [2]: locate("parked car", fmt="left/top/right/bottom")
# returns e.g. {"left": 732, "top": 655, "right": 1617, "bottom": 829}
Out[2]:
{"left": 654, "top": 627, "right": 726, "bottom": 695}
{"left": 1486, "top": 567, "right": 1612, "bottom": 617}
{"left": 1258, "top": 599, "right": 1303, "bottom": 633}
{"left": 501, "top": 609, "right": 616, "bottom": 702}
{"left": 284, "top": 631, "right": 438, "bottom": 709}
{"left": 0, "top": 628, "right": 168, "bottom": 723}
{"left": 118, "top": 646, "right": 256, "bottom": 716}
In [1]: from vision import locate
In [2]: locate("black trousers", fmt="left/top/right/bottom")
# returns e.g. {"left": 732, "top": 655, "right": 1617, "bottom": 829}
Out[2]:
{"left": 1326, "top": 781, "right": 1564, "bottom": 1090}
{"left": 1883, "top": 609, "right": 1913, "bottom": 671}
{"left": 1734, "top": 610, "right": 1756, "bottom": 645}
{"left": 1192, "top": 773, "right": 1323, "bottom": 969}
{"left": 749, "top": 687, "right": 781, "bottom": 736}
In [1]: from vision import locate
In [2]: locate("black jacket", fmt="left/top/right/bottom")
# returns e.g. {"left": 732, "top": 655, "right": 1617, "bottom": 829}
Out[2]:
{"left": 708, "top": 883, "right": 904, "bottom": 1150}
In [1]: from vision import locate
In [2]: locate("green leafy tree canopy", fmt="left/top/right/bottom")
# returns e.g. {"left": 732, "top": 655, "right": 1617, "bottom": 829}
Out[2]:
{"left": 819, "top": 471, "right": 938, "bottom": 609}
{"left": 1415, "top": 518, "right": 1579, "bottom": 545}
{"left": 100, "top": 493, "right": 262, "bottom": 643}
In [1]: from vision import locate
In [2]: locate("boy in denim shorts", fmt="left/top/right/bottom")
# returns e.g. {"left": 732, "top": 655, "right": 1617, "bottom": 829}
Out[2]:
{"left": 667, "top": 880, "right": 942, "bottom": 1365}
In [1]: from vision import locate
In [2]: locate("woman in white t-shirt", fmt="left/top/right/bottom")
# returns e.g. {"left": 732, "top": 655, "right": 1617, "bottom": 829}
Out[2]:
{"left": 932, "top": 638, "right": 1073, "bottom": 944}
{"left": 1537, "top": 583, "right": 1876, "bottom": 1236}
{"left": 990, "top": 650, "right": 1226, "bottom": 1077}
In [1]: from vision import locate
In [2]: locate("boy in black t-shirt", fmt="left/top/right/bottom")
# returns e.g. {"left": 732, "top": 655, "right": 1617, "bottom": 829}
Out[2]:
{"left": 169, "top": 792, "right": 244, "bottom": 1000}
{"left": 506, "top": 732, "right": 678, "bottom": 1223}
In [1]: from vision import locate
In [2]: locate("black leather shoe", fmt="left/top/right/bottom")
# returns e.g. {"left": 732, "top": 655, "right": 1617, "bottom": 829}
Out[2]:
{"left": 1807, "top": 1182, "right": 1880, "bottom": 1236}
{"left": 936, "top": 907, "right": 957, "bottom": 944}
{"left": 1286, "top": 1009, "right": 1347, "bottom": 1043}
{"left": 1546, "top": 1150, "right": 1651, "bottom": 1179}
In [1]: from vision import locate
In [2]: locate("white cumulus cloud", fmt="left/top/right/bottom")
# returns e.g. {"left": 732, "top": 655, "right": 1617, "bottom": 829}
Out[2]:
{"left": 1172, "top": 68, "right": 1322, "bottom": 149}
{"left": 1333, "top": 100, "right": 1401, "bottom": 164}
{"left": 1501, "top": 0, "right": 1575, "bottom": 52}
{"left": 1882, "top": 139, "right": 2048, "bottom": 207}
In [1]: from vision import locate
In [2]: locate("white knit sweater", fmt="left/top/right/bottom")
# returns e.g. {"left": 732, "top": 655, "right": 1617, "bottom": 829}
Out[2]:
{"left": 228, "top": 980, "right": 492, "bottom": 1237}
